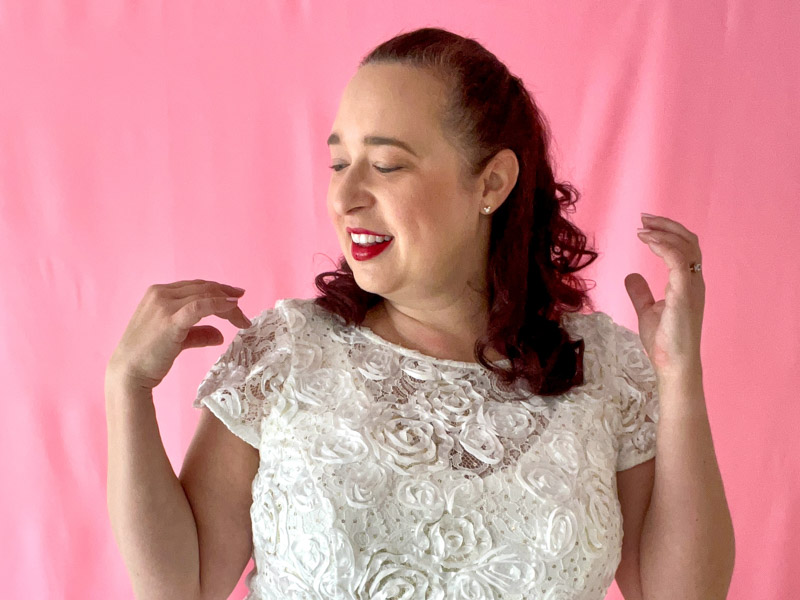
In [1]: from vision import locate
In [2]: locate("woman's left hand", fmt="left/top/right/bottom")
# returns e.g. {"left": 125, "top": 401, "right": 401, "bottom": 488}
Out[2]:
{"left": 624, "top": 213, "right": 706, "bottom": 380}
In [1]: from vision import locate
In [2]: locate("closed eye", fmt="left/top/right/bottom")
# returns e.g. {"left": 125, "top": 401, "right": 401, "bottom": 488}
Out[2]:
{"left": 328, "top": 164, "right": 401, "bottom": 174}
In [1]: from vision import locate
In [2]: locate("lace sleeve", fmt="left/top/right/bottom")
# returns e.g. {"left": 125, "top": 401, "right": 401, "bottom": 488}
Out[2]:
{"left": 611, "top": 320, "right": 660, "bottom": 471}
{"left": 192, "top": 303, "right": 293, "bottom": 449}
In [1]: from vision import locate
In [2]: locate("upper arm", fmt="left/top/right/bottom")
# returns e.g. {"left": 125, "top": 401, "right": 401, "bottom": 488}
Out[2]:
{"left": 615, "top": 456, "right": 656, "bottom": 600}
{"left": 179, "top": 406, "right": 260, "bottom": 600}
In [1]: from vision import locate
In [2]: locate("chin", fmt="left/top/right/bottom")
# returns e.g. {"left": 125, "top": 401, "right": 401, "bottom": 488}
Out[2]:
{"left": 349, "top": 268, "right": 391, "bottom": 295}
{"left": 351, "top": 273, "right": 382, "bottom": 294}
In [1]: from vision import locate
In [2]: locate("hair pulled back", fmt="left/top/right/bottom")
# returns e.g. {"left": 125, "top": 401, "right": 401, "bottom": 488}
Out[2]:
{"left": 314, "top": 27, "right": 599, "bottom": 397}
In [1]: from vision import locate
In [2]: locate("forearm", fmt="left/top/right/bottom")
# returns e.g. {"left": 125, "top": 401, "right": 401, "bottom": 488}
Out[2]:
{"left": 105, "top": 368, "right": 202, "bottom": 600}
{"left": 640, "top": 368, "right": 735, "bottom": 600}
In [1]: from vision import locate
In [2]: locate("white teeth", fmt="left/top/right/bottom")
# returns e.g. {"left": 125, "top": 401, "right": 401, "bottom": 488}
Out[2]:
{"left": 350, "top": 233, "right": 393, "bottom": 245}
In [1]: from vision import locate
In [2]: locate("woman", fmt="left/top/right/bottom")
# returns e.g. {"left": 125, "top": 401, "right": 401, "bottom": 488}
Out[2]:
{"left": 107, "top": 27, "right": 731, "bottom": 600}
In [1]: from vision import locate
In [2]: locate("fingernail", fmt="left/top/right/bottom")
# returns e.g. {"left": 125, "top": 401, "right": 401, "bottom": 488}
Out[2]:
{"left": 641, "top": 212, "right": 656, "bottom": 219}
{"left": 225, "top": 297, "right": 240, "bottom": 302}
{"left": 637, "top": 227, "right": 652, "bottom": 233}
{"left": 232, "top": 286, "right": 245, "bottom": 293}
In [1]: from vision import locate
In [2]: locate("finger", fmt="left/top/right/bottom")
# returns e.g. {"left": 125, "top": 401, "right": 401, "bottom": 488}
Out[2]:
{"left": 641, "top": 214, "right": 699, "bottom": 245}
{"left": 157, "top": 279, "right": 207, "bottom": 291}
{"left": 638, "top": 234, "right": 705, "bottom": 298}
{"left": 637, "top": 229, "right": 700, "bottom": 262}
{"left": 172, "top": 295, "right": 251, "bottom": 331}
{"left": 215, "top": 301, "right": 253, "bottom": 329}
{"left": 638, "top": 232, "right": 692, "bottom": 269}
{"left": 166, "top": 280, "right": 246, "bottom": 299}
{"left": 229, "top": 305, "right": 253, "bottom": 329}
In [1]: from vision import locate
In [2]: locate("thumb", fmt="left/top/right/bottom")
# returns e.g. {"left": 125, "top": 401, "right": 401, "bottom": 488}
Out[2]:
{"left": 624, "top": 273, "right": 655, "bottom": 318}
{"left": 182, "top": 326, "right": 225, "bottom": 349}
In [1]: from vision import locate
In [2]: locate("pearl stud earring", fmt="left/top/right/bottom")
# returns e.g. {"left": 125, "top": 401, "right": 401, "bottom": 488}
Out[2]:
{"left": 482, "top": 206, "right": 492, "bottom": 214}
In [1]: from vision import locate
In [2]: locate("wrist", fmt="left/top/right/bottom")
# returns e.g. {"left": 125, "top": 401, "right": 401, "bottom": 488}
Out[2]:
{"left": 105, "top": 362, "right": 155, "bottom": 402}
{"left": 656, "top": 364, "right": 704, "bottom": 395}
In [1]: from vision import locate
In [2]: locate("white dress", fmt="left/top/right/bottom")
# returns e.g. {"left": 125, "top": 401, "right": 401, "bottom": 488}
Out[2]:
{"left": 193, "top": 297, "right": 659, "bottom": 600}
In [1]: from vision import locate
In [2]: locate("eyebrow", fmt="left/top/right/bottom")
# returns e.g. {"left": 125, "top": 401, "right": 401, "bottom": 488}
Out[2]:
{"left": 326, "top": 132, "right": 419, "bottom": 157}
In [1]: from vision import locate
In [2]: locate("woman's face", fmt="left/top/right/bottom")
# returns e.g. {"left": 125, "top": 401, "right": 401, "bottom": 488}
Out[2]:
{"left": 326, "top": 63, "right": 490, "bottom": 309}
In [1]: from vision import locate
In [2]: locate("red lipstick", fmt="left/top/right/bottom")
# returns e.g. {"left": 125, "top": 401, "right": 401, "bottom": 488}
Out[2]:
{"left": 351, "top": 238, "right": 392, "bottom": 261}
{"left": 347, "top": 227, "right": 393, "bottom": 261}
{"left": 346, "top": 227, "right": 390, "bottom": 236}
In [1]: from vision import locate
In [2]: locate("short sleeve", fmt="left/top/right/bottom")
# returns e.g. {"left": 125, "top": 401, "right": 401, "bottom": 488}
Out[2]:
{"left": 193, "top": 302, "right": 293, "bottom": 449}
{"left": 611, "top": 320, "right": 660, "bottom": 471}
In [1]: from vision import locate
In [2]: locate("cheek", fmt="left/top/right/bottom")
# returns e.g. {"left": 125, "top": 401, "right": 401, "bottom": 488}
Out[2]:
{"left": 325, "top": 191, "right": 337, "bottom": 221}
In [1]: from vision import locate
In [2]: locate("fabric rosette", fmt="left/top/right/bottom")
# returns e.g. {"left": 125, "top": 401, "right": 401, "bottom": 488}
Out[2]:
{"left": 445, "top": 573, "right": 497, "bottom": 600}
{"left": 282, "top": 305, "right": 308, "bottom": 334}
{"left": 476, "top": 402, "right": 537, "bottom": 440}
{"left": 310, "top": 428, "right": 370, "bottom": 465}
{"left": 198, "top": 361, "right": 250, "bottom": 417}
{"left": 356, "top": 345, "right": 401, "bottom": 381}
{"left": 399, "top": 355, "right": 442, "bottom": 381}
{"left": 577, "top": 347, "right": 605, "bottom": 393}
{"left": 514, "top": 455, "right": 574, "bottom": 504}
{"left": 356, "top": 550, "right": 445, "bottom": 600}
{"left": 536, "top": 501, "right": 582, "bottom": 561}
{"left": 328, "top": 321, "right": 360, "bottom": 345}
{"left": 288, "top": 532, "right": 330, "bottom": 584}
{"left": 584, "top": 434, "right": 617, "bottom": 479}
{"left": 290, "top": 339, "right": 324, "bottom": 374}
{"left": 423, "top": 380, "right": 483, "bottom": 432}
{"left": 251, "top": 483, "right": 288, "bottom": 556}
{"left": 341, "top": 461, "right": 390, "bottom": 508}
{"left": 288, "top": 476, "right": 324, "bottom": 513}
{"left": 413, "top": 510, "right": 493, "bottom": 568}
{"left": 580, "top": 473, "right": 618, "bottom": 556}
{"left": 290, "top": 367, "right": 349, "bottom": 410}
{"left": 371, "top": 408, "right": 454, "bottom": 475}
{"left": 437, "top": 469, "right": 485, "bottom": 515}
{"left": 615, "top": 382, "right": 647, "bottom": 433}
{"left": 540, "top": 429, "right": 583, "bottom": 476}
{"left": 470, "top": 542, "right": 542, "bottom": 596}
{"left": 396, "top": 478, "right": 446, "bottom": 522}
{"left": 458, "top": 421, "right": 505, "bottom": 465}
{"left": 332, "top": 387, "right": 373, "bottom": 430}
{"left": 629, "top": 415, "right": 657, "bottom": 456}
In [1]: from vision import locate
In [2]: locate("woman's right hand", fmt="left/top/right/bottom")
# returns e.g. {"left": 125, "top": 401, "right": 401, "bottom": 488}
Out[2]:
{"left": 106, "top": 279, "right": 252, "bottom": 392}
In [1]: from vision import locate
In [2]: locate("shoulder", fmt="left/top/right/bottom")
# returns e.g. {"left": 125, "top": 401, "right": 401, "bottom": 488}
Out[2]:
{"left": 560, "top": 310, "right": 639, "bottom": 370}
{"left": 263, "top": 297, "right": 339, "bottom": 333}
{"left": 560, "top": 309, "right": 617, "bottom": 343}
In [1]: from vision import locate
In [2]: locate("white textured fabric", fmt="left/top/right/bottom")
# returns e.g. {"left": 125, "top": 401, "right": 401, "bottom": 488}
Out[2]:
{"left": 193, "top": 297, "right": 659, "bottom": 600}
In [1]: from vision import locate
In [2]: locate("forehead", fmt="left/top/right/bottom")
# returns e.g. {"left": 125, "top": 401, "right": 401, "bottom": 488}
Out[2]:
{"left": 330, "top": 64, "right": 447, "bottom": 151}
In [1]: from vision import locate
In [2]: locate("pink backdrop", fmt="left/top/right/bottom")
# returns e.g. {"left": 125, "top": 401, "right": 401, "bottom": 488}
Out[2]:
{"left": 1, "top": 2, "right": 798, "bottom": 599}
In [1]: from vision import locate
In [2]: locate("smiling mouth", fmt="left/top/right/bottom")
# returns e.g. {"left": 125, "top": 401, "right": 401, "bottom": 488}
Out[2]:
{"left": 350, "top": 236, "right": 392, "bottom": 261}
{"left": 349, "top": 233, "right": 394, "bottom": 246}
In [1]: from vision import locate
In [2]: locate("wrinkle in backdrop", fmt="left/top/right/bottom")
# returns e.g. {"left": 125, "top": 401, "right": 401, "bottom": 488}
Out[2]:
{"left": 0, "top": 2, "right": 798, "bottom": 599}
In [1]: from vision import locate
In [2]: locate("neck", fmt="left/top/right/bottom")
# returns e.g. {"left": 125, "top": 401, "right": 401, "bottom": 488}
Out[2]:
{"left": 367, "top": 295, "right": 502, "bottom": 363}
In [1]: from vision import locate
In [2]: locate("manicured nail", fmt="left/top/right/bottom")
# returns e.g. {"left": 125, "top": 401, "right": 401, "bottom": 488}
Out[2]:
{"left": 641, "top": 213, "right": 656, "bottom": 219}
{"left": 637, "top": 227, "right": 652, "bottom": 233}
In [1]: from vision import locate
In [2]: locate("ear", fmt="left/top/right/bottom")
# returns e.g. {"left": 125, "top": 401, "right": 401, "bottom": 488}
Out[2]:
{"left": 480, "top": 148, "right": 520, "bottom": 209}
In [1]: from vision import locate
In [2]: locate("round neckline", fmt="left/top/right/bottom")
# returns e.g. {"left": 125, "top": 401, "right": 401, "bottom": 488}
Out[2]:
{"left": 351, "top": 321, "right": 513, "bottom": 370}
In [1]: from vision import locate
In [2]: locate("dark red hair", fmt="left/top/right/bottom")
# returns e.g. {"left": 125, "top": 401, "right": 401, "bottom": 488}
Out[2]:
{"left": 314, "top": 27, "right": 599, "bottom": 397}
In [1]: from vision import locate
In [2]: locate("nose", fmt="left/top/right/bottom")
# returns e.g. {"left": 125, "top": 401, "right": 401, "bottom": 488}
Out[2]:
{"left": 328, "top": 162, "right": 374, "bottom": 217}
